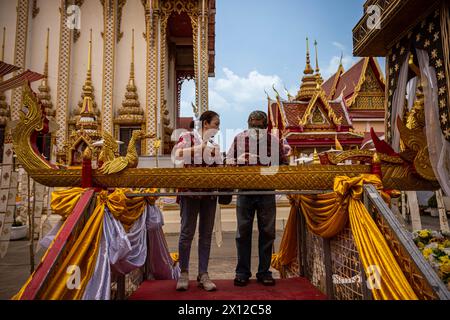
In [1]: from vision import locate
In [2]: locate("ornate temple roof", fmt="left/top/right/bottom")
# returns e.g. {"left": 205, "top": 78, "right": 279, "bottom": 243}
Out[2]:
{"left": 268, "top": 39, "right": 364, "bottom": 148}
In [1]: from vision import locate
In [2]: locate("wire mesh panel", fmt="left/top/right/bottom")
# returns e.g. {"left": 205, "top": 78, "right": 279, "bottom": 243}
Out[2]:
{"left": 305, "top": 229, "right": 326, "bottom": 293}
{"left": 330, "top": 227, "right": 366, "bottom": 300}
{"left": 373, "top": 213, "right": 438, "bottom": 300}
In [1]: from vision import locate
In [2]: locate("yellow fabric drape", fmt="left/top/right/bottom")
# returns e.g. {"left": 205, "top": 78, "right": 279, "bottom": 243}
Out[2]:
{"left": 272, "top": 174, "right": 418, "bottom": 300}
{"left": 50, "top": 187, "right": 85, "bottom": 220}
{"left": 271, "top": 204, "right": 298, "bottom": 274}
{"left": 13, "top": 188, "right": 155, "bottom": 300}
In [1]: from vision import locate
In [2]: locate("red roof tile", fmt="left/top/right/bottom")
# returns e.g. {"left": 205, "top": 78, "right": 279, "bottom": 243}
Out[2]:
{"left": 333, "top": 58, "right": 366, "bottom": 100}
{"left": 281, "top": 102, "right": 309, "bottom": 127}
{"left": 329, "top": 101, "right": 352, "bottom": 126}
{"left": 322, "top": 72, "right": 337, "bottom": 98}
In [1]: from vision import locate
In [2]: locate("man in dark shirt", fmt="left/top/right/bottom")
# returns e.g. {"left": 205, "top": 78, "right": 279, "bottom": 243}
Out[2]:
{"left": 226, "top": 111, "right": 289, "bottom": 286}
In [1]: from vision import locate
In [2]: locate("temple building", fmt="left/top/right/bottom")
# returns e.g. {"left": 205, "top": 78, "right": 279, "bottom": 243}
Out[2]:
{"left": 0, "top": 0, "right": 216, "bottom": 161}
{"left": 322, "top": 56, "right": 386, "bottom": 148}
{"left": 268, "top": 39, "right": 365, "bottom": 159}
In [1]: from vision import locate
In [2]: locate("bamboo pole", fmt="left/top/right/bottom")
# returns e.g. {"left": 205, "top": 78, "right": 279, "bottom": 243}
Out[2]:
{"left": 27, "top": 176, "right": 35, "bottom": 273}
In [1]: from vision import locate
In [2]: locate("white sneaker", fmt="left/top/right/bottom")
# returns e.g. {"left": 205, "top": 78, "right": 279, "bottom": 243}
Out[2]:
{"left": 197, "top": 272, "right": 216, "bottom": 291}
{"left": 176, "top": 271, "right": 189, "bottom": 291}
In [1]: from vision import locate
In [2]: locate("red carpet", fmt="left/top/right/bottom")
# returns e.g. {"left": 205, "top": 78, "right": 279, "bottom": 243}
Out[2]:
{"left": 129, "top": 277, "right": 327, "bottom": 300}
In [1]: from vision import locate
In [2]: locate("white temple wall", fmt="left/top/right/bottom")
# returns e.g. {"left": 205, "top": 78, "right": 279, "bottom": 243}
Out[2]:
{"left": 114, "top": 0, "right": 146, "bottom": 119}
{"left": 69, "top": 0, "right": 103, "bottom": 118}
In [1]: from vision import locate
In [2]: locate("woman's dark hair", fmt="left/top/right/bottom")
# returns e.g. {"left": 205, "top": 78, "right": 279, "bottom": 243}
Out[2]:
{"left": 199, "top": 110, "right": 219, "bottom": 127}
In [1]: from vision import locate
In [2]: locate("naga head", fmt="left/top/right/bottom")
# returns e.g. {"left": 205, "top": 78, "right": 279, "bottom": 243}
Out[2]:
{"left": 131, "top": 130, "right": 156, "bottom": 140}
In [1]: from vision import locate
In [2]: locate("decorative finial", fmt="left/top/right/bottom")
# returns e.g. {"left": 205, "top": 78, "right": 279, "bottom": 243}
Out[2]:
{"left": 314, "top": 40, "right": 323, "bottom": 85}
{"left": 284, "top": 85, "right": 293, "bottom": 101}
{"left": 88, "top": 29, "right": 92, "bottom": 75}
{"left": 130, "top": 28, "right": 135, "bottom": 85}
{"left": 313, "top": 148, "right": 320, "bottom": 164}
{"left": 116, "top": 29, "right": 144, "bottom": 126}
{"left": 44, "top": 28, "right": 49, "bottom": 79}
{"left": 76, "top": 28, "right": 98, "bottom": 132}
{"left": 272, "top": 84, "right": 281, "bottom": 98}
{"left": 339, "top": 51, "right": 344, "bottom": 67}
{"left": 304, "top": 37, "right": 313, "bottom": 75}
{"left": 38, "top": 28, "right": 55, "bottom": 119}
{"left": 264, "top": 89, "right": 271, "bottom": 101}
{"left": 314, "top": 40, "right": 319, "bottom": 73}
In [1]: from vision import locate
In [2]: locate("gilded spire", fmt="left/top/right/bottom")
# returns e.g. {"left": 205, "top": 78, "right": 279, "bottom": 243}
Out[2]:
{"left": 313, "top": 148, "right": 320, "bottom": 164}
{"left": 314, "top": 40, "right": 323, "bottom": 85}
{"left": 304, "top": 37, "right": 314, "bottom": 75}
{"left": 0, "top": 27, "right": 10, "bottom": 126}
{"left": 77, "top": 29, "right": 99, "bottom": 132}
{"left": 116, "top": 29, "right": 144, "bottom": 125}
{"left": 130, "top": 28, "right": 135, "bottom": 85}
{"left": 296, "top": 37, "right": 320, "bottom": 101}
{"left": 38, "top": 28, "right": 55, "bottom": 120}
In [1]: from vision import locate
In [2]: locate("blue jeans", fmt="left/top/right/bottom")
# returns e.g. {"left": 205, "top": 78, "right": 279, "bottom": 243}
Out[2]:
{"left": 235, "top": 194, "right": 276, "bottom": 280}
{"left": 178, "top": 196, "right": 217, "bottom": 274}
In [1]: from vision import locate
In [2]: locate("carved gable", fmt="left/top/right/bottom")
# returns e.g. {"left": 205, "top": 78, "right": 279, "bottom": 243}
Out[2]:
{"left": 352, "top": 65, "right": 385, "bottom": 110}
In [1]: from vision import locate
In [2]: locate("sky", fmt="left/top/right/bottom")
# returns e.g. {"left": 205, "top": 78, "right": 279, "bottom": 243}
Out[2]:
{"left": 180, "top": 0, "right": 382, "bottom": 149}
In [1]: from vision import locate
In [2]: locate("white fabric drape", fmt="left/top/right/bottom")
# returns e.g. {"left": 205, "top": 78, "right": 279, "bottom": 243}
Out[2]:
{"left": 417, "top": 48, "right": 450, "bottom": 196}
{"left": 391, "top": 54, "right": 411, "bottom": 152}
{"left": 406, "top": 76, "right": 418, "bottom": 112}
{"left": 83, "top": 207, "right": 148, "bottom": 300}
{"left": 39, "top": 203, "right": 180, "bottom": 300}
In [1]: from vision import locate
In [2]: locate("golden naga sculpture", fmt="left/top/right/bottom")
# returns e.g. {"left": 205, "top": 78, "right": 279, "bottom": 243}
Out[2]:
{"left": 11, "top": 82, "right": 440, "bottom": 191}
{"left": 97, "top": 131, "right": 118, "bottom": 165}
{"left": 99, "top": 130, "right": 154, "bottom": 175}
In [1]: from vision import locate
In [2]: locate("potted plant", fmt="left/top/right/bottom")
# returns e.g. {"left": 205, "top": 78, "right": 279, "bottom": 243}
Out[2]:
{"left": 10, "top": 206, "right": 28, "bottom": 240}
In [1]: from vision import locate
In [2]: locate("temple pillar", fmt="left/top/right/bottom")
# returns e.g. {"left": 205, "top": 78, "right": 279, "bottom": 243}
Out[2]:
{"left": 101, "top": 0, "right": 117, "bottom": 136}
{"left": 55, "top": 0, "right": 73, "bottom": 152}
{"left": 144, "top": 0, "right": 161, "bottom": 155}
{"left": 10, "top": 0, "right": 30, "bottom": 121}
{"left": 191, "top": 0, "right": 209, "bottom": 114}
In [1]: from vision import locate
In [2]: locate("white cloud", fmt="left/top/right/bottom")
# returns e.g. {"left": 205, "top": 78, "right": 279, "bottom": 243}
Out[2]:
{"left": 180, "top": 67, "right": 286, "bottom": 117}
{"left": 322, "top": 41, "right": 358, "bottom": 79}
{"left": 210, "top": 67, "right": 284, "bottom": 113}
{"left": 323, "top": 54, "right": 357, "bottom": 79}
{"left": 332, "top": 41, "right": 346, "bottom": 52}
